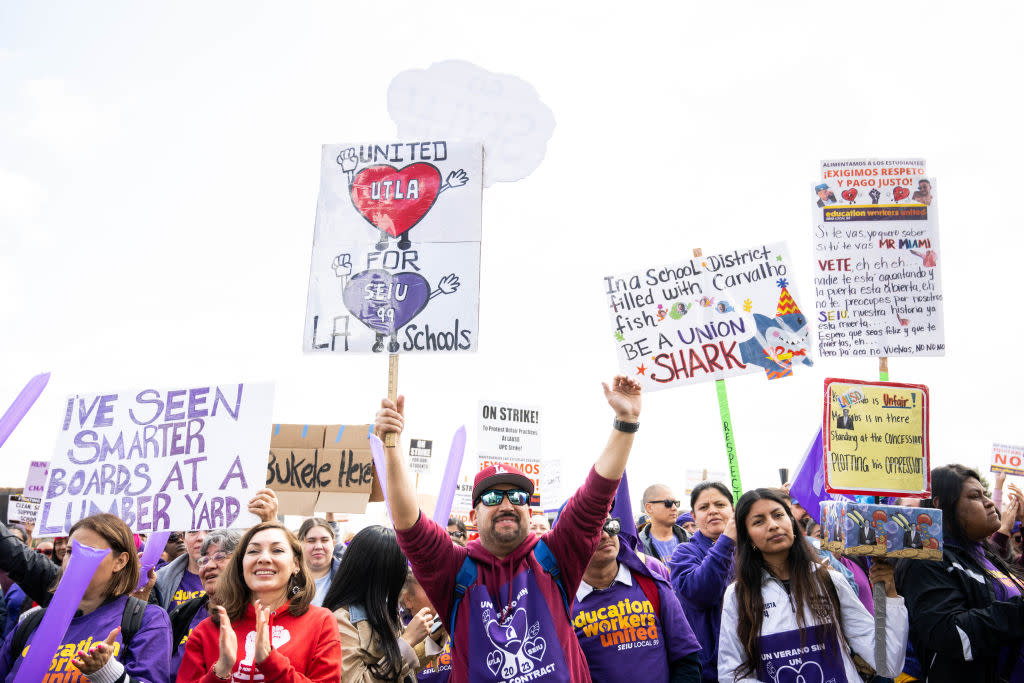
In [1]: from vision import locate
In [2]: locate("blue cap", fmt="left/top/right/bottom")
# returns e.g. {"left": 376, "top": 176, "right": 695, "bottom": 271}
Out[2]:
{"left": 814, "top": 183, "right": 829, "bottom": 192}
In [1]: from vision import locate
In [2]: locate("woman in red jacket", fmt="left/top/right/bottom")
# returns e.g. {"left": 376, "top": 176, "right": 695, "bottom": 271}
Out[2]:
{"left": 178, "top": 521, "right": 341, "bottom": 682}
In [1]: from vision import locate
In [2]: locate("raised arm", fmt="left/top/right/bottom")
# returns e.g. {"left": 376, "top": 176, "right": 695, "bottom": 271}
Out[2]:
{"left": 594, "top": 376, "right": 642, "bottom": 481}
{"left": 374, "top": 395, "right": 421, "bottom": 531}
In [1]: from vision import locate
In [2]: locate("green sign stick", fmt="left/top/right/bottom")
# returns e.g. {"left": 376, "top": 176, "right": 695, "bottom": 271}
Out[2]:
{"left": 715, "top": 379, "right": 743, "bottom": 502}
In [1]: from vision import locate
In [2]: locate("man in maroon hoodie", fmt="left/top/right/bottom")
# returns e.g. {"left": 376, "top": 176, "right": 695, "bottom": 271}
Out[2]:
{"left": 375, "top": 375, "right": 642, "bottom": 683}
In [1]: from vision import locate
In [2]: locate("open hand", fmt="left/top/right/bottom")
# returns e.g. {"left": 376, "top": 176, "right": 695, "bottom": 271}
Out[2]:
{"left": 215, "top": 607, "right": 237, "bottom": 677}
{"left": 253, "top": 600, "right": 273, "bottom": 664}
{"left": 602, "top": 376, "right": 641, "bottom": 422}
{"left": 72, "top": 627, "right": 119, "bottom": 674}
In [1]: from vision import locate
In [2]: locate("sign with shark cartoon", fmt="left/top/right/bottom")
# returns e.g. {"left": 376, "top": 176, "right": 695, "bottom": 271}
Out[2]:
{"left": 605, "top": 242, "right": 813, "bottom": 391}
{"left": 304, "top": 140, "right": 483, "bottom": 354}
{"left": 812, "top": 158, "right": 945, "bottom": 358}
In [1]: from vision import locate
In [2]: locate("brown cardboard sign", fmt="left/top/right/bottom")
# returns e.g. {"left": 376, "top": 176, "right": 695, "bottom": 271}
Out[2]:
{"left": 267, "top": 424, "right": 381, "bottom": 514}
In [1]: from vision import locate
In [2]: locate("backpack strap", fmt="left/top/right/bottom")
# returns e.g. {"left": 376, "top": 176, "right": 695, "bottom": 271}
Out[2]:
{"left": 448, "top": 555, "right": 478, "bottom": 636}
{"left": 533, "top": 539, "right": 571, "bottom": 618}
{"left": 119, "top": 596, "right": 147, "bottom": 660}
{"left": 633, "top": 572, "right": 661, "bottom": 618}
{"left": 10, "top": 607, "right": 46, "bottom": 659}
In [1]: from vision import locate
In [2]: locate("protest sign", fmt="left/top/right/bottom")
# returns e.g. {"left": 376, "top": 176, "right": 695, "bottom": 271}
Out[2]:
{"left": 303, "top": 140, "right": 483, "bottom": 354}
{"left": 683, "top": 468, "right": 730, "bottom": 496}
{"left": 24, "top": 461, "right": 48, "bottom": 499}
{"left": 540, "top": 459, "right": 562, "bottom": 513}
{"left": 449, "top": 477, "right": 475, "bottom": 529}
{"left": 478, "top": 401, "right": 542, "bottom": 505}
{"left": 813, "top": 159, "right": 944, "bottom": 358}
{"left": 38, "top": 383, "right": 274, "bottom": 536}
{"left": 7, "top": 494, "right": 39, "bottom": 525}
{"left": 823, "top": 378, "right": 930, "bottom": 498}
{"left": 822, "top": 500, "right": 942, "bottom": 561}
{"left": 605, "top": 242, "right": 813, "bottom": 391}
{"left": 992, "top": 443, "right": 1024, "bottom": 477}
{"left": 408, "top": 438, "right": 433, "bottom": 474}
{"left": 267, "top": 424, "right": 384, "bottom": 516}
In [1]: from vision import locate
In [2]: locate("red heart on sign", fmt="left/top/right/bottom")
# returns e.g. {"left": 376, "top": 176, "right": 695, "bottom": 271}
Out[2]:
{"left": 350, "top": 163, "right": 442, "bottom": 237}
{"left": 841, "top": 188, "right": 858, "bottom": 202}
{"left": 893, "top": 186, "right": 910, "bottom": 202}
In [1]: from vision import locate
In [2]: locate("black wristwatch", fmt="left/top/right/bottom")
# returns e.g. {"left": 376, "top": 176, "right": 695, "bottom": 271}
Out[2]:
{"left": 613, "top": 418, "right": 639, "bottom": 433}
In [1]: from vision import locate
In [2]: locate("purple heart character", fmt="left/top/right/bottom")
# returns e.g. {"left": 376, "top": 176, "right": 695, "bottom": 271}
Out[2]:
{"left": 486, "top": 651, "right": 502, "bottom": 676}
{"left": 524, "top": 637, "right": 546, "bottom": 661}
{"left": 775, "top": 661, "right": 825, "bottom": 683}
{"left": 343, "top": 269, "right": 431, "bottom": 335}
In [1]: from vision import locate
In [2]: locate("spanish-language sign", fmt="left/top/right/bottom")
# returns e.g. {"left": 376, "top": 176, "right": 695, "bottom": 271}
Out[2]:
{"left": 450, "top": 476, "right": 475, "bottom": 528}
{"left": 605, "top": 242, "right": 813, "bottom": 391}
{"left": 7, "top": 495, "right": 39, "bottom": 525}
{"left": 408, "top": 438, "right": 433, "bottom": 474}
{"left": 38, "top": 383, "right": 274, "bottom": 535}
{"left": 823, "top": 378, "right": 930, "bottom": 497}
{"left": 813, "top": 159, "right": 944, "bottom": 358}
{"left": 267, "top": 424, "right": 383, "bottom": 516}
{"left": 304, "top": 140, "right": 483, "bottom": 354}
{"left": 992, "top": 443, "right": 1024, "bottom": 477}
{"left": 822, "top": 499, "right": 942, "bottom": 560}
{"left": 478, "top": 401, "right": 542, "bottom": 505}
{"left": 24, "top": 460, "right": 48, "bottom": 499}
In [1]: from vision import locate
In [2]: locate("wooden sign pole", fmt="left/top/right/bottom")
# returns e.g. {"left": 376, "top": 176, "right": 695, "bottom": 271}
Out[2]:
{"left": 874, "top": 354, "right": 890, "bottom": 673}
{"left": 385, "top": 354, "right": 399, "bottom": 448}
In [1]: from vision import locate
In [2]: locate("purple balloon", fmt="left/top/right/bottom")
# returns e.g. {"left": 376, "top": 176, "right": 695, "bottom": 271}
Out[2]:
{"left": 432, "top": 426, "right": 467, "bottom": 527}
{"left": 136, "top": 530, "right": 170, "bottom": 590}
{"left": 343, "top": 269, "right": 431, "bottom": 334}
{"left": 14, "top": 539, "right": 110, "bottom": 683}
{"left": 368, "top": 435, "right": 390, "bottom": 521}
{"left": 0, "top": 372, "right": 50, "bottom": 449}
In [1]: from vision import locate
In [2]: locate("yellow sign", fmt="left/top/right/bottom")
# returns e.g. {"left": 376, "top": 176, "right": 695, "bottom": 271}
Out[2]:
{"left": 823, "top": 378, "right": 930, "bottom": 497}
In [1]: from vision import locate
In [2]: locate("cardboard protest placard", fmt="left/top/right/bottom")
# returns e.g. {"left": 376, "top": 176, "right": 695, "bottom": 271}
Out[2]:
{"left": 408, "top": 438, "right": 433, "bottom": 474}
{"left": 478, "top": 401, "right": 542, "bottom": 505}
{"left": 38, "top": 383, "right": 274, "bottom": 536}
{"left": 992, "top": 443, "right": 1024, "bottom": 477}
{"left": 24, "top": 461, "right": 48, "bottom": 500}
{"left": 813, "top": 159, "right": 944, "bottom": 358}
{"left": 449, "top": 477, "right": 475, "bottom": 529}
{"left": 267, "top": 423, "right": 384, "bottom": 516}
{"left": 304, "top": 141, "right": 483, "bottom": 354}
{"left": 605, "top": 242, "right": 813, "bottom": 391}
{"left": 7, "top": 494, "right": 39, "bottom": 525}
{"left": 823, "top": 378, "right": 930, "bottom": 498}
{"left": 822, "top": 500, "right": 942, "bottom": 560}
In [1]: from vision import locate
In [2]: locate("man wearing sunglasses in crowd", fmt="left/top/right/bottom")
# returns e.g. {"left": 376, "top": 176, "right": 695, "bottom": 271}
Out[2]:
{"left": 573, "top": 515, "right": 701, "bottom": 682}
{"left": 639, "top": 485, "right": 690, "bottom": 564}
{"left": 376, "top": 375, "right": 643, "bottom": 683}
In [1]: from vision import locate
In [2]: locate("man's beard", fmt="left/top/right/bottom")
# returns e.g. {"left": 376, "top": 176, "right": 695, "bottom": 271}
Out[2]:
{"left": 488, "top": 512, "right": 524, "bottom": 545}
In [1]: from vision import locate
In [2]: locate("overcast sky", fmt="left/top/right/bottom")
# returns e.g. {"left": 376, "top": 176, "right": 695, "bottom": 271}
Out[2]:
{"left": 2, "top": 1, "right": 1023, "bottom": 525}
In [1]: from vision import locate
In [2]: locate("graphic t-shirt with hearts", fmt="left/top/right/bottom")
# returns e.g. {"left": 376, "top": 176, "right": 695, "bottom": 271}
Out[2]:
{"left": 756, "top": 625, "right": 846, "bottom": 683}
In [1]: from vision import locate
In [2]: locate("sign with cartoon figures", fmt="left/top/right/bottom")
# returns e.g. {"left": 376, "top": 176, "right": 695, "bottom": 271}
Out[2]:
{"left": 605, "top": 242, "right": 813, "bottom": 390}
{"left": 823, "top": 378, "right": 930, "bottom": 497}
{"left": 812, "top": 158, "right": 944, "bottom": 359}
{"left": 304, "top": 140, "right": 483, "bottom": 354}
{"left": 822, "top": 500, "right": 942, "bottom": 560}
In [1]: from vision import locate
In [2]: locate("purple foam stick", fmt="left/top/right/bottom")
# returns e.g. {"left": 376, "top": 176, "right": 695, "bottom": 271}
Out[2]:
{"left": 0, "top": 373, "right": 50, "bottom": 449}
{"left": 136, "top": 530, "right": 171, "bottom": 590}
{"left": 14, "top": 539, "right": 110, "bottom": 683}
{"left": 612, "top": 471, "right": 640, "bottom": 552}
{"left": 432, "top": 426, "right": 467, "bottom": 527}
{"left": 369, "top": 434, "right": 390, "bottom": 520}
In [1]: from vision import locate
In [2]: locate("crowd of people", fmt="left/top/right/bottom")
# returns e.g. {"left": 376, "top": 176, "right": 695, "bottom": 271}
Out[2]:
{"left": 0, "top": 376, "right": 1020, "bottom": 682}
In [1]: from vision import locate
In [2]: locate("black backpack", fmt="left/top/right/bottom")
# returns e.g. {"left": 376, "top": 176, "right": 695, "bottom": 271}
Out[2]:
{"left": 11, "top": 596, "right": 147, "bottom": 662}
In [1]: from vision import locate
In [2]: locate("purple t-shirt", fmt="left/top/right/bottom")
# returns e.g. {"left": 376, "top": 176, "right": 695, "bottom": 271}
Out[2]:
{"left": 572, "top": 578, "right": 669, "bottom": 682}
{"left": 978, "top": 551, "right": 1024, "bottom": 682}
{"left": 650, "top": 537, "right": 680, "bottom": 565}
{"left": 170, "top": 570, "right": 204, "bottom": 611}
{"left": 417, "top": 639, "right": 452, "bottom": 683}
{"left": 0, "top": 594, "right": 172, "bottom": 683}
{"left": 169, "top": 603, "right": 208, "bottom": 680}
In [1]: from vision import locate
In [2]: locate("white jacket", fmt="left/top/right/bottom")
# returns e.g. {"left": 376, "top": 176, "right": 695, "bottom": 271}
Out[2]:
{"left": 718, "top": 567, "right": 908, "bottom": 682}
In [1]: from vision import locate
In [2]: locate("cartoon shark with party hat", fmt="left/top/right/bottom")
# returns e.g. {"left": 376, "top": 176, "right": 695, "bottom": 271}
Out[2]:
{"left": 737, "top": 279, "right": 813, "bottom": 380}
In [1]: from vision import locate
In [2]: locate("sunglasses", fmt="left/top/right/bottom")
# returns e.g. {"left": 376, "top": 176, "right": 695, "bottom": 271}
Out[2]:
{"left": 603, "top": 518, "right": 621, "bottom": 536}
{"left": 649, "top": 499, "right": 680, "bottom": 509}
{"left": 196, "top": 551, "right": 232, "bottom": 568}
{"left": 477, "top": 489, "right": 530, "bottom": 507}
{"left": 448, "top": 530, "right": 467, "bottom": 540}
{"left": 36, "top": 548, "right": 52, "bottom": 556}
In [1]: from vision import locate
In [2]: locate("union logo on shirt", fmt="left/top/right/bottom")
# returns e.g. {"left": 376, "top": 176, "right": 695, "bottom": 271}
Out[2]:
{"left": 21, "top": 637, "right": 123, "bottom": 683}
{"left": 573, "top": 598, "right": 659, "bottom": 648}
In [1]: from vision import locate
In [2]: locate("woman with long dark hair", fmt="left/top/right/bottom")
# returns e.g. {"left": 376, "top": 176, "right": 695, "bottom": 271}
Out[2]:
{"left": 896, "top": 465, "right": 1024, "bottom": 682}
{"left": 177, "top": 521, "right": 341, "bottom": 682}
{"left": 719, "top": 488, "right": 907, "bottom": 682}
{"left": 323, "top": 525, "right": 434, "bottom": 683}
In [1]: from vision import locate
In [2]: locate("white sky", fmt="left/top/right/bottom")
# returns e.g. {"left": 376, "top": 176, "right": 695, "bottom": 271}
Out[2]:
{"left": 2, "top": 1, "right": 1023, "bottom": 525}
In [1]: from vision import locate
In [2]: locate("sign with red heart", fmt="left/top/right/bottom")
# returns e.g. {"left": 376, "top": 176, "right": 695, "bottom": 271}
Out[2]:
{"left": 350, "top": 163, "right": 442, "bottom": 237}
{"left": 893, "top": 186, "right": 910, "bottom": 202}
{"left": 841, "top": 188, "right": 858, "bottom": 202}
